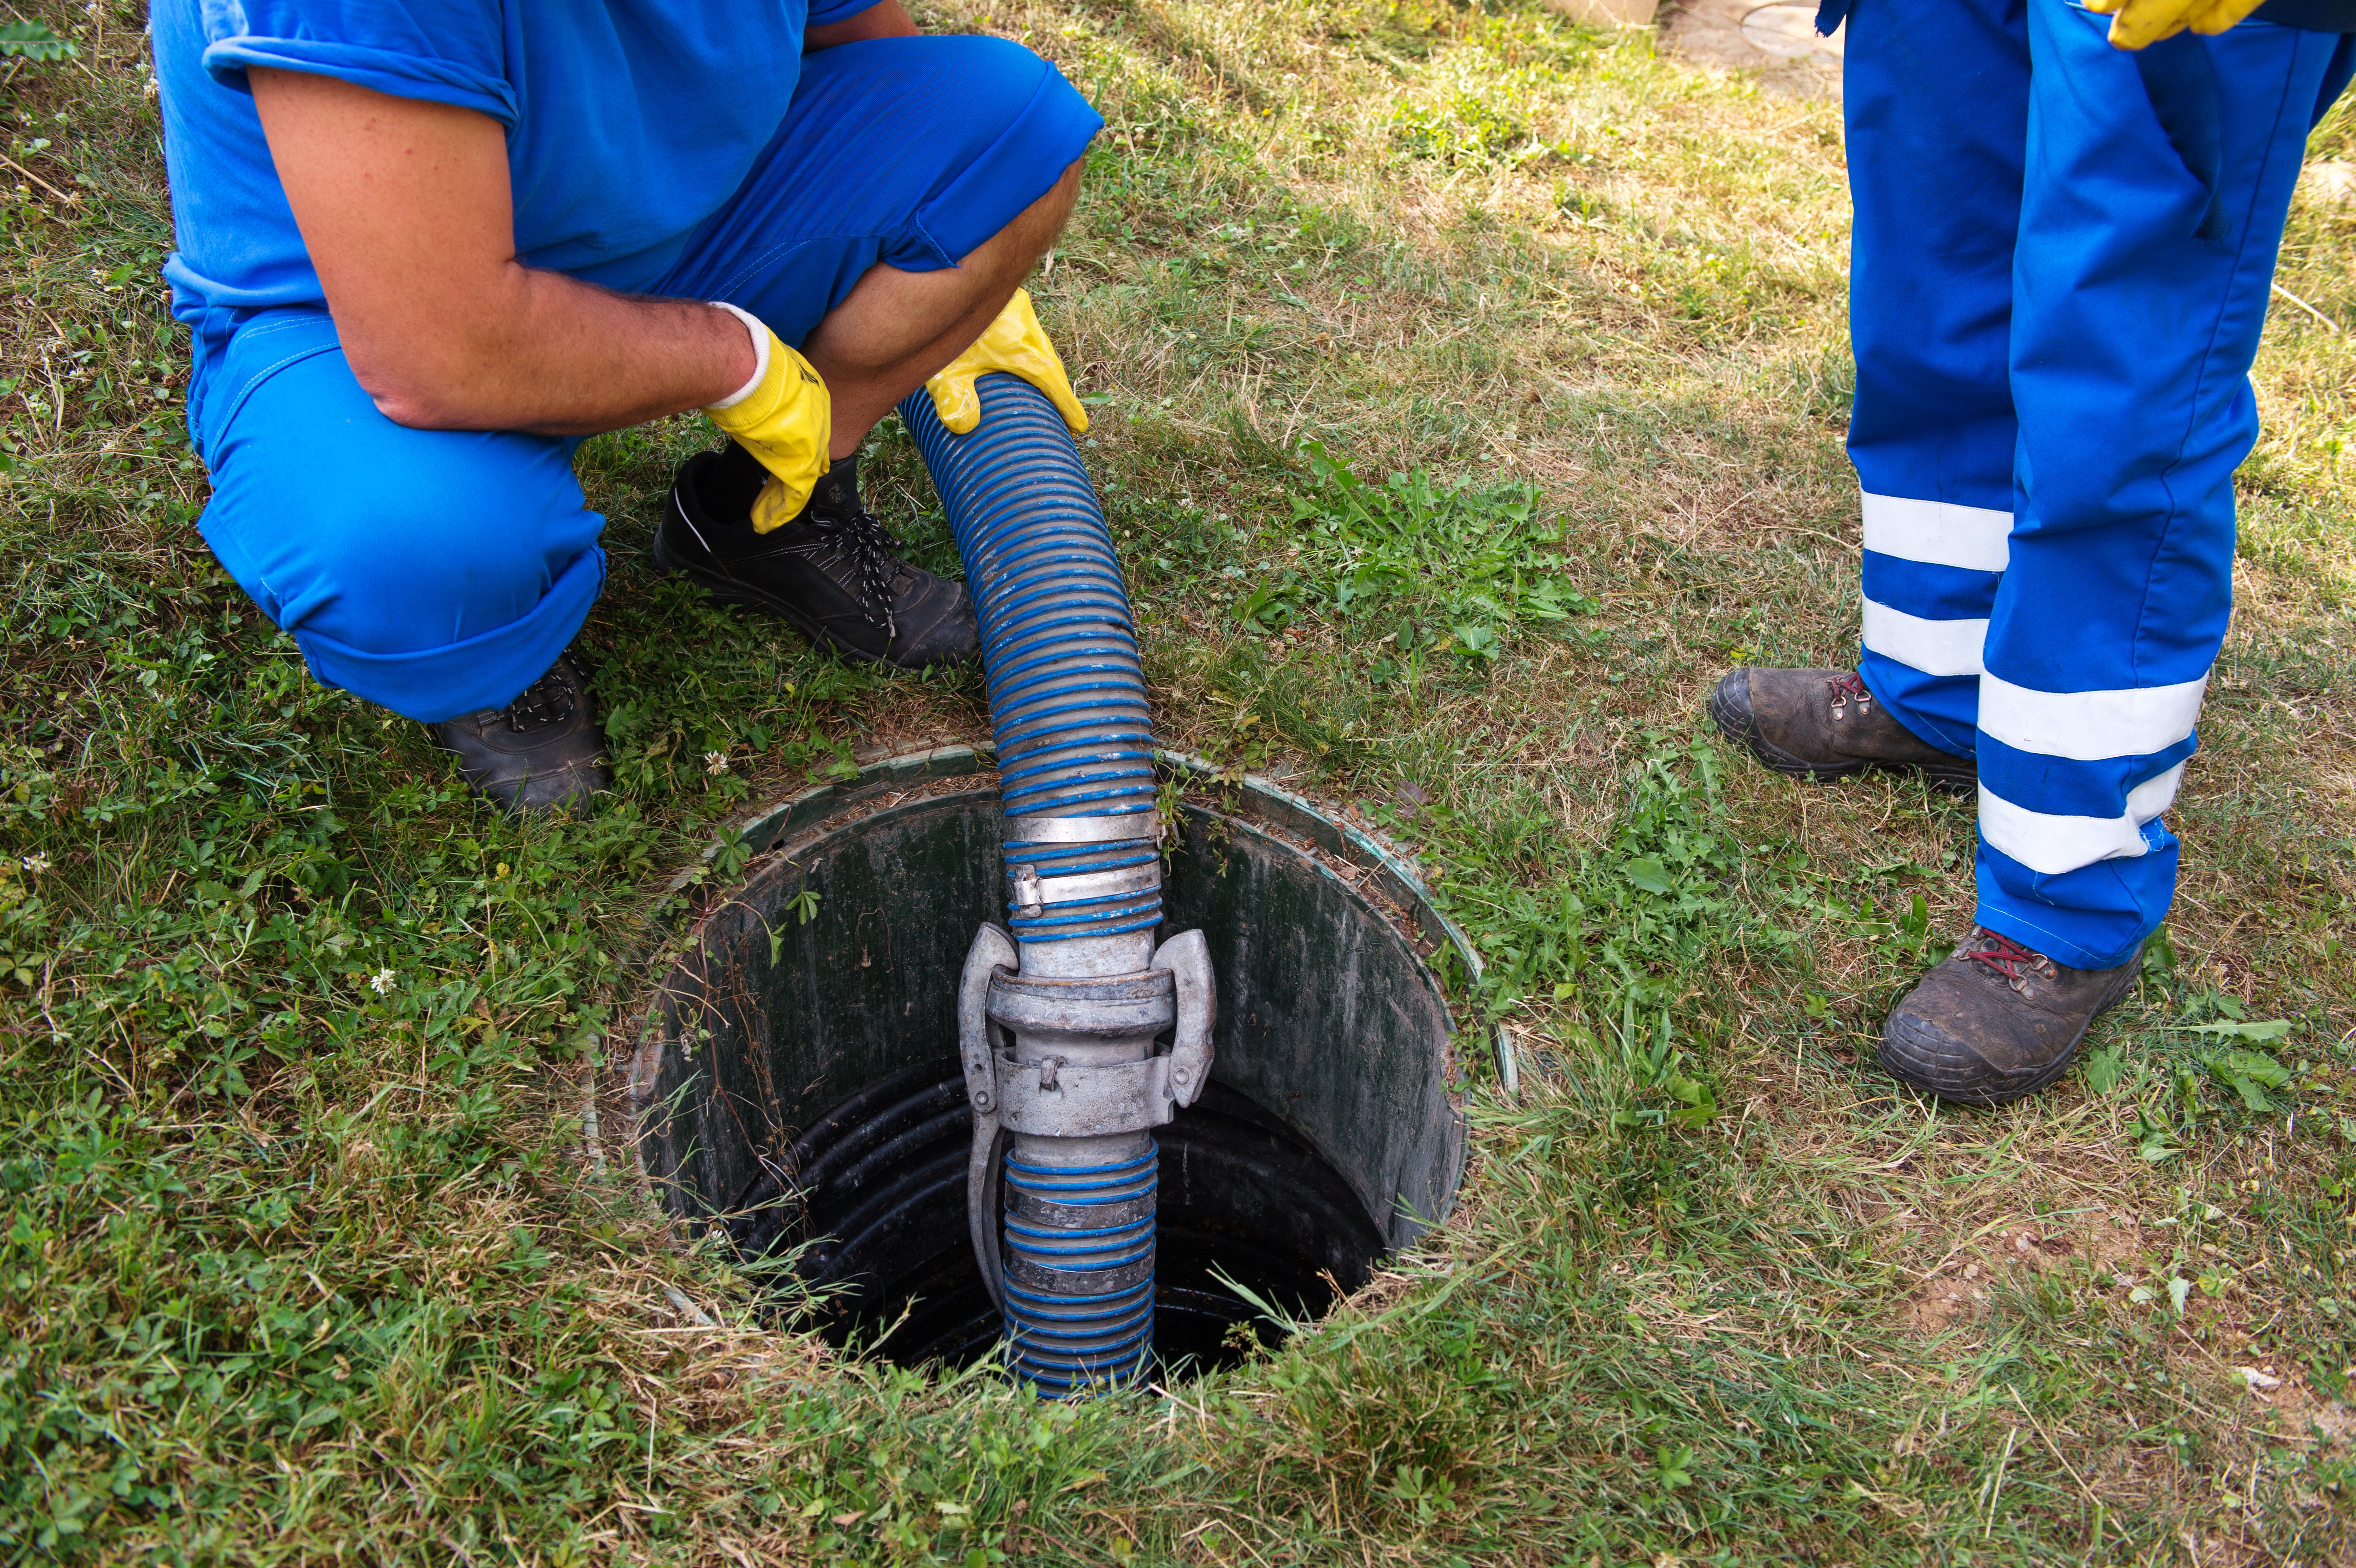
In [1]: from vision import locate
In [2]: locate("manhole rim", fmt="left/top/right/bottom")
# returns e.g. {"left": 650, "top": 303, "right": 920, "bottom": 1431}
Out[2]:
{"left": 608, "top": 741, "right": 1508, "bottom": 1301}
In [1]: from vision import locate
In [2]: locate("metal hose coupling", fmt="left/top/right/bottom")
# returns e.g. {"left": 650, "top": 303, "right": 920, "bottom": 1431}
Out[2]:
{"left": 956, "top": 913, "right": 1213, "bottom": 1396}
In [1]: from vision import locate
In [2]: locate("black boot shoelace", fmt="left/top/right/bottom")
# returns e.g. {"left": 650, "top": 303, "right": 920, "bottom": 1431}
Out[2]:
{"left": 809, "top": 504, "right": 904, "bottom": 637}
{"left": 501, "top": 660, "right": 579, "bottom": 733}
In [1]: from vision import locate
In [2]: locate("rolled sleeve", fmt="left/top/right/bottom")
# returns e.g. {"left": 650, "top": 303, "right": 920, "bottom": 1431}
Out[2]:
{"left": 196, "top": 0, "right": 515, "bottom": 124}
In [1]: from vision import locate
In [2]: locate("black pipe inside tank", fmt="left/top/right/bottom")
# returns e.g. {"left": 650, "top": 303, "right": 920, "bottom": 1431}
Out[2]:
{"left": 724, "top": 1063, "right": 1388, "bottom": 1373}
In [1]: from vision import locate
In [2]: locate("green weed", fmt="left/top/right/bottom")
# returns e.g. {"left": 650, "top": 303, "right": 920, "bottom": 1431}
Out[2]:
{"left": 1240, "top": 439, "right": 1600, "bottom": 696}
{"left": 0, "top": 22, "right": 75, "bottom": 64}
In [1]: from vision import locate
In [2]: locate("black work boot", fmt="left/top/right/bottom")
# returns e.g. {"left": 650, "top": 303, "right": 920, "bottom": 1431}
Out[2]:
{"left": 1709, "top": 667, "right": 1976, "bottom": 795}
{"left": 1878, "top": 929, "right": 2140, "bottom": 1105}
{"left": 431, "top": 648, "right": 610, "bottom": 814}
{"left": 654, "top": 444, "right": 977, "bottom": 669}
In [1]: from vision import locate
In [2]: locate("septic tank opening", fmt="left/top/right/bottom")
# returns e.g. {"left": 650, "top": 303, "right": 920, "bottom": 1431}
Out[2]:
{"left": 629, "top": 747, "right": 1477, "bottom": 1380}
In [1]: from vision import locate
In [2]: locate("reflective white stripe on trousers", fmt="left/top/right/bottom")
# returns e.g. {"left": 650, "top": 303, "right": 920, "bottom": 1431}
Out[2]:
{"left": 1858, "top": 490, "right": 2208, "bottom": 879}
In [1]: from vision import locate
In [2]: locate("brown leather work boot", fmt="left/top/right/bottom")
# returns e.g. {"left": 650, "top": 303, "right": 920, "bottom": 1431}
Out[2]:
{"left": 1878, "top": 929, "right": 2140, "bottom": 1105}
{"left": 1708, "top": 667, "right": 1975, "bottom": 794}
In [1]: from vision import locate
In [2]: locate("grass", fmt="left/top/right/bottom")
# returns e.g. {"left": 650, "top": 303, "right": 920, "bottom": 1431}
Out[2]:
{"left": 4, "top": 0, "right": 2355, "bottom": 1560}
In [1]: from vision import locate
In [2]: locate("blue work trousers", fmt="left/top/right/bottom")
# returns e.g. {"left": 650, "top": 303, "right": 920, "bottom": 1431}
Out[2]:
{"left": 1845, "top": 0, "right": 2352, "bottom": 969}
{"left": 188, "top": 36, "right": 1100, "bottom": 724}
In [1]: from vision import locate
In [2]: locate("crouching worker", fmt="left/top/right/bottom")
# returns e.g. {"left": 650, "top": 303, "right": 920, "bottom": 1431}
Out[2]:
{"left": 1710, "top": 0, "right": 2352, "bottom": 1103}
{"left": 155, "top": 0, "right": 1101, "bottom": 809}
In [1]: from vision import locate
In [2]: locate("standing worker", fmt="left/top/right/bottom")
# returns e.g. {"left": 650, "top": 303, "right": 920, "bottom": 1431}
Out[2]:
{"left": 1710, "top": 0, "right": 2353, "bottom": 1102}
{"left": 156, "top": 0, "right": 1100, "bottom": 810}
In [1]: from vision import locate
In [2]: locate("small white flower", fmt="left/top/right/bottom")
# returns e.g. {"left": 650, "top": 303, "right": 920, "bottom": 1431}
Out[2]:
{"left": 19, "top": 854, "right": 49, "bottom": 874}
{"left": 368, "top": 968, "right": 396, "bottom": 995}
{"left": 704, "top": 751, "right": 730, "bottom": 775}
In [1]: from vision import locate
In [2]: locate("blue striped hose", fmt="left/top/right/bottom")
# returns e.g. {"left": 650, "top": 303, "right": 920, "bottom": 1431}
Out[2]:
{"left": 999, "top": 1144, "right": 1158, "bottom": 1394}
{"left": 903, "top": 373, "right": 1162, "bottom": 1393}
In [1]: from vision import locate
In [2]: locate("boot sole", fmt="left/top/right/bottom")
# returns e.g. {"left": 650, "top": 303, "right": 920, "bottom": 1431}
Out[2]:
{"left": 1706, "top": 679, "right": 1977, "bottom": 797}
{"left": 652, "top": 525, "right": 969, "bottom": 672}
{"left": 1877, "top": 961, "right": 2141, "bottom": 1107}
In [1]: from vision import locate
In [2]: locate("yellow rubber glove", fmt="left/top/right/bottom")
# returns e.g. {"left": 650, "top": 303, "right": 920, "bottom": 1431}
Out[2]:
{"left": 2085, "top": 0, "right": 2264, "bottom": 50}
{"left": 924, "top": 288, "right": 1089, "bottom": 436}
{"left": 703, "top": 303, "right": 832, "bottom": 534}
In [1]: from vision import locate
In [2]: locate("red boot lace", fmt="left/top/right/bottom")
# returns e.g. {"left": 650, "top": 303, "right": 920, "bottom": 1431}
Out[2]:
{"left": 1826, "top": 671, "right": 1872, "bottom": 716}
{"left": 1959, "top": 928, "right": 2056, "bottom": 992}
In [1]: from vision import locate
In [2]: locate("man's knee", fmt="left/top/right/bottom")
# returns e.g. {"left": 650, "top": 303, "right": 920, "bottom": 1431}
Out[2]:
{"left": 812, "top": 34, "right": 1100, "bottom": 262}
{"left": 293, "top": 476, "right": 597, "bottom": 655}
{"left": 200, "top": 353, "right": 601, "bottom": 657}
{"left": 919, "top": 34, "right": 1078, "bottom": 132}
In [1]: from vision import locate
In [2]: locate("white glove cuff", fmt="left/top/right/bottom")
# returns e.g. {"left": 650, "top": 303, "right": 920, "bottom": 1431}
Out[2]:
{"left": 707, "top": 301, "right": 771, "bottom": 410}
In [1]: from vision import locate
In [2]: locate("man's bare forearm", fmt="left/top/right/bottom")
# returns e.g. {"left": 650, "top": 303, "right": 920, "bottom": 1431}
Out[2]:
{"left": 370, "top": 269, "right": 756, "bottom": 436}
{"left": 253, "top": 67, "right": 756, "bottom": 436}
{"left": 446, "top": 2, "right": 926, "bottom": 432}
{"left": 806, "top": 0, "right": 919, "bottom": 51}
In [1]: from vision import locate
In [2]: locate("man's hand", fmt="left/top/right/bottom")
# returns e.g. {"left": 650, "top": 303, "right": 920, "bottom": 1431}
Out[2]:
{"left": 251, "top": 68, "right": 754, "bottom": 434}
{"left": 703, "top": 308, "right": 834, "bottom": 531}
{"left": 924, "top": 288, "right": 1089, "bottom": 435}
{"left": 2084, "top": 0, "right": 2266, "bottom": 50}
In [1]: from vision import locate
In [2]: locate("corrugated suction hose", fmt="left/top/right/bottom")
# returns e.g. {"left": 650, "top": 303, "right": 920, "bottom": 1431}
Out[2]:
{"left": 904, "top": 374, "right": 1215, "bottom": 1397}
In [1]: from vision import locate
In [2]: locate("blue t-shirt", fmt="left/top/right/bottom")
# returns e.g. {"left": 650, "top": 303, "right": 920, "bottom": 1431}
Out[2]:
{"left": 155, "top": 0, "right": 877, "bottom": 385}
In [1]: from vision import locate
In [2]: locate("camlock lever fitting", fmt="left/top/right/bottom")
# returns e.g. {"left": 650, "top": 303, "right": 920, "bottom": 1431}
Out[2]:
{"left": 957, "top": 925, "right": 1216, "bottom": 1316}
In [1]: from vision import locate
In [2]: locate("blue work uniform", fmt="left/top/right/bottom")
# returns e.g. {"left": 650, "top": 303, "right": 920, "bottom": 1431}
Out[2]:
{"left": 1828, "top": 0, "right": 2354, "bottom": 969}
{"left": 154, "top": 0, "right": 1102, "bottom": 722}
